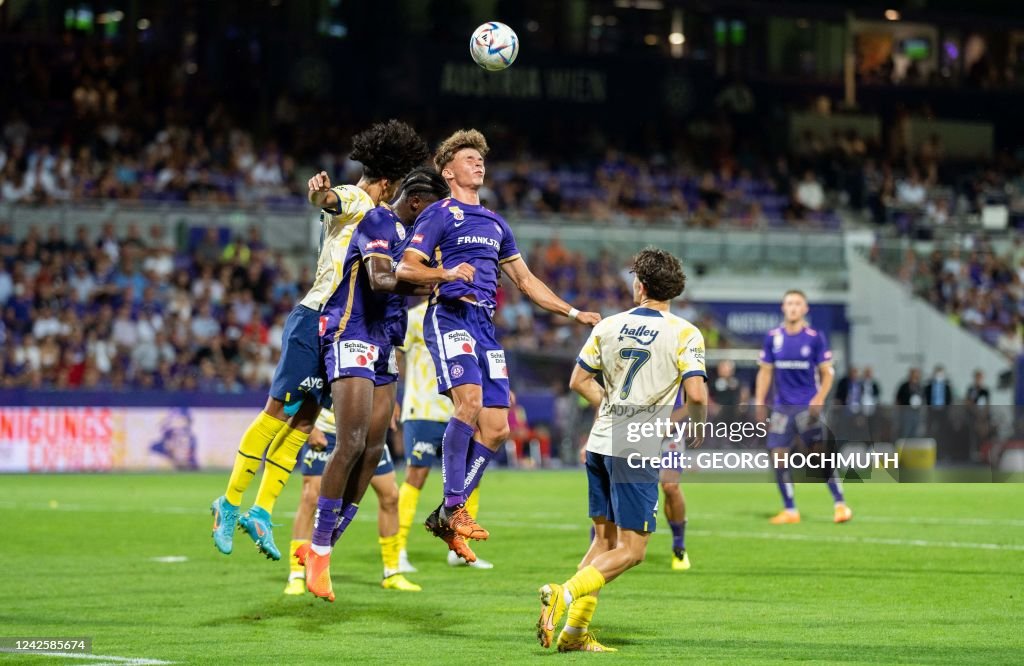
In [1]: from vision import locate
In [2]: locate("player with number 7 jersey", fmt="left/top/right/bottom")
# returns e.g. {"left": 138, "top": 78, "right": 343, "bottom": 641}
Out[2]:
{"left": 534, "top": 247, "right": 707, "bottom": 653}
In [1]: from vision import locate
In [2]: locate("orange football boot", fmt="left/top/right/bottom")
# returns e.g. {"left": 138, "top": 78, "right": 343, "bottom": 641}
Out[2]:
{"left": 304, "top": 549, "right": 335, "bottom": 602}
{"left": 443, "top": 505, "right": 489, "bottom": 541}
{"left": 769, "top": 509, "right": 801, "bottom": 524}
{"left": 834, "top": 503, "right": 853, "bottom": 523}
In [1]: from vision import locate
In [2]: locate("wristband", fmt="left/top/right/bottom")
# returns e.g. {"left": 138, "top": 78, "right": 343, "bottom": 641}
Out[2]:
{"left": 568, "top": 307, "right": 580, "bottom": 320}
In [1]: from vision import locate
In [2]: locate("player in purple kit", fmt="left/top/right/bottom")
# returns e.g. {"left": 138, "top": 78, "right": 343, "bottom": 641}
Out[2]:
{"left": 754, "top": 290, "right": 852, "bottom": 524}
{"left": 301, "top": 166, "right": 452, "bottom": 602}
{"left": 396, "top": 129, "right": 600, "bottom": 562}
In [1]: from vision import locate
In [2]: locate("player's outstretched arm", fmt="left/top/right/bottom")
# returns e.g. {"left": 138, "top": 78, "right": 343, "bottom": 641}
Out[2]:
{"left": 682, "top": 375, "right": 709, "bottom": 448}
{"left": 396, "top": 250, "right": 474, "bottom": 286}
{"left": 569, "top": 364, "right": 604, "bottom": 408}
{"left": 754, "top": 363, "right": 773, "bottom": 422}
{"left": 307, "top": 171, "right": 340, "bottom": 210}
{"left": 501, "top": 257, "right": 600, "bottom": 325}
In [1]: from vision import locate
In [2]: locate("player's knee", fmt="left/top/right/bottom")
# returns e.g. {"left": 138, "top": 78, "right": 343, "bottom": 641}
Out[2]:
{"left": 660, "top": 481, "right": 680, "bottom": 496}
{"left": 377, "top": 485, "right": 399, "bottom": 512}
{"left": 628, "top": 544, "right": 648, "bottom": 568}
{"left": 454, "top": 395, "right": 483, "bottom": 422}
{"left": 486, "top": 423, "right": 511, "bottom": 448}
{"left": 300, "top": 478, "right": 319, "bottom": 507}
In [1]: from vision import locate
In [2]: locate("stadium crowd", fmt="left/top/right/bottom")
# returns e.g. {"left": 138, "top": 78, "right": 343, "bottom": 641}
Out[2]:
{"left": 0, "top": 33, "right": 851, "bottom": 227}
{"left": 0, "top": 221, "right": 732, "bottom": 391}
{"left": 884, "top": 238, "right": 1024, "bottom": 358}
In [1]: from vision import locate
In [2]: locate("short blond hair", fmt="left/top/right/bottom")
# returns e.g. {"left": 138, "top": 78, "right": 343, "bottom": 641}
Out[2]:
{"left": 434, "top": 129, "right": 489, "bottom": 172}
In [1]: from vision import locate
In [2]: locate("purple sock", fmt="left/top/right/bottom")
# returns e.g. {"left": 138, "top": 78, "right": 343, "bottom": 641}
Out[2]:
{"left": 312, "top": 497, "right": 344, "bottom": 548}
{"left": 463, "top": 440, "right": 495, "bottom": 497}
{"left": 330, "top": 502, "right": 360, "bottom": 546}
{"left": 669, "top": 520, "right": 686, "bottom": 551}
{"left": 775, "top": 466, "right": 796, "bottom": 510}
{"left": 441, "top": 417, "right": 474, "bottom": 508}
{"left": 826, "top": 472, "right": 845, "bottom": 504}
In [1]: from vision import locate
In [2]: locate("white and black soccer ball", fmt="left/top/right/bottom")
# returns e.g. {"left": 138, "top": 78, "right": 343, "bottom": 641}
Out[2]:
{"left": 470, "top": 21, "right": 519, "bottom": 71}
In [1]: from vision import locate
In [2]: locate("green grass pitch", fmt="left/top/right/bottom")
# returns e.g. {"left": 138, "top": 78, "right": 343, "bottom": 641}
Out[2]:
{"left": 2, "top": 471, "right": 1022, "bottom": 664}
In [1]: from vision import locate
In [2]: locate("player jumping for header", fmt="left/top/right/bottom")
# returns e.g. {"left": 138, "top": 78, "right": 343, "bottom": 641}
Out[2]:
{"left": 754, "top": 289, "right": 852, "bottom": 524}
{"left": 396, "top": 129, "right": 600, "bottom": 562}
{"left": 210, "top": 120, "right": 427, "bottom": 561}
{"left": 301, "top": 166, "right": 452, "bottom": 602}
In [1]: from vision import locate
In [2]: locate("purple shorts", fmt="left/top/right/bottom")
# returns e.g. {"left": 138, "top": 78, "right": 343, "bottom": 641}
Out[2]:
{"left": 766, "top": 405, "right": 824, "bottom": 449}
{"left": 321, "top": 337, "right": 399, "bottom": 387}
{"left": 422, "top": 299, "right": 510, "bottom": 408}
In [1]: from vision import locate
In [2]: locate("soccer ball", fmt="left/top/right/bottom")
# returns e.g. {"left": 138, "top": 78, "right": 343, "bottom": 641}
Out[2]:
{"left": 470, "top": 22, "right": 519, "bottom": 71}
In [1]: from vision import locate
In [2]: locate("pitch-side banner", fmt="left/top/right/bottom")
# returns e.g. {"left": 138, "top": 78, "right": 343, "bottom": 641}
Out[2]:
{"left": 0, "top": 407, "right": 254, "bottom": 472}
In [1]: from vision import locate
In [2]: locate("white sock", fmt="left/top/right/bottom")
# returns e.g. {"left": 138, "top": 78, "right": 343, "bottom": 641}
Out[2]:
{"left": 562, "top": 625, "right": 585, "bottom": 637}
{"left": 311, "top": 543, "right": 331, "bottom": 556}
{"left": 288, "top": 571, "right": 305, "bottom": 581}
{"left": 383, "top": 568, "right": 399, "bottom": 579}
{"left": 562, "top": 588, "right": 574, "bottom": 607}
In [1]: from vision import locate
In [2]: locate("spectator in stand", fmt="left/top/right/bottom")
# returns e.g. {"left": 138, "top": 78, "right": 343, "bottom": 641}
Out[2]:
{"left": 794, "top": 170, "right": 825, "bottom": 214}
{"left": 895, "top": 367, "right": 925, "bottom": 439}
{"left": 965, "top": 369, "right": 991, "bottom": 406}
{"left": 710, "top": 360, "right": 745, "bottom": 428}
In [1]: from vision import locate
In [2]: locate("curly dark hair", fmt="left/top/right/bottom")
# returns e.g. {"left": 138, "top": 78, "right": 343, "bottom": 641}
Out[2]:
{"left": 350, "top": 120, "right": 430, "bottom": 182}
{"left": 399, "top": 166, "right": 450, "bottom": 200}
{"left": 632, "top": 247, "right": 686, "bottom": 302}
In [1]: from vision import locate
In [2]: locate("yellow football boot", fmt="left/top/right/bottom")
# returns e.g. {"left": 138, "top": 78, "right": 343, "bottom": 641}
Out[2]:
{"left": 381, "top": 574, "right": 422, "bottom": 592}
{"left": 671, "top": 550, "right": 691, "bottom": 571}
{"left": 283, "top": 577, "right": 306, "bottom": 596}
{"left": 537, "top": 583, "right": 568, "bottom": 649}
{"left": 557, "top": 632, "right": 618, "bottom": 653}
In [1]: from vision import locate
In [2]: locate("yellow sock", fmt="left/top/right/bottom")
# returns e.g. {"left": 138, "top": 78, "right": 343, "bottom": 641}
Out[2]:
{"left": 225, "top": 411, "right": 285, "bottom": 505}
{"left": 565, "top": 595, "right": 598, "bottom": 632}
{"left": 465, "top": 486, "right": 481, "bottom": 520}
{"left": 289, "top": 539, "right": 308, "bottom": 575}
{"left": 397, "top": 482, "right": 420, "bottom": 553}
{"left": 379, "top": 534, "right": 400, "bottom": 574}
{"left": 565, "top": 565, "right": 606, "bottom": 601}
{"left": 253, "top": 426, "right": 308, "bottom": 513}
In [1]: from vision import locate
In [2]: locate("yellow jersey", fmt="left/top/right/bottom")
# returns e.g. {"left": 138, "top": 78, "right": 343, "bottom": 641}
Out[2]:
{"left": 577, "top": 307, "right": 706, "bottom": 456}
{"left": 400, "top": 302, "right": 454, "bottom": 423}
{"left": 300, "top": 185, "right": 375, "bottom": 310}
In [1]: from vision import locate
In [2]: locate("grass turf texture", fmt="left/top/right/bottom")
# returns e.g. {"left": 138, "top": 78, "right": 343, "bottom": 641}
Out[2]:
{"left": 2, "top": 472, "right": 1022, "bottom": 665}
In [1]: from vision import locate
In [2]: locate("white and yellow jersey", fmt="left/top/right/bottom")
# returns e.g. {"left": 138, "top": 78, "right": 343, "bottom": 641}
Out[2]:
{"left": 300, "top": 185, "right": 376, "bottom": 310}
{"left": 400, "top": 302, "right": 454, "bottom": 423}
{"left": 578, "top": 307, "right": 706, "bottom": 456}
{"left": 314, "top": 408, "right": 336, "bottom": 436}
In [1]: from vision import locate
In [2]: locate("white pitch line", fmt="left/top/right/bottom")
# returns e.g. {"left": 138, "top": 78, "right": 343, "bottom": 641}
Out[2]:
{"left": 0, "top": 652, "right": 173, "bottom": 665}
{"left": 486, "top": 509, "right": 1024, "bottom": 529}
{"left": 3, "top": 500, "right": 1023, "bottom": 552}
{"left": 479, "top": 520, "right": 1024, "bottom": 552}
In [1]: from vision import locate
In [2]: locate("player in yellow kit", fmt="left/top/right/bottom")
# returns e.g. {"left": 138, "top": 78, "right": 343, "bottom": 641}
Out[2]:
{"left": 284, "top": 409, "right": 421, "bottom": 594}
{"left": 210, "top": 120, "right": 429, "bottom": 561}
{"left": 535, "top": 248, "right": 708, "bottom": 652}
{"left": 396, "top": 301, "right": 492, "bottom": 571}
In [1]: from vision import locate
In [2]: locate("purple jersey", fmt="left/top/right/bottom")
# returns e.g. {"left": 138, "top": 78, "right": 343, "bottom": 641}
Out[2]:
{"left": 321, "top": 206, "right": 411, "bottom": 346}
{"left": 405, "top": 198, "right": 520, "bottom": 309}
{"left": 760, "top": 325, "right": 832, "bottom": 406}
